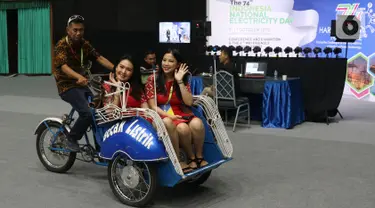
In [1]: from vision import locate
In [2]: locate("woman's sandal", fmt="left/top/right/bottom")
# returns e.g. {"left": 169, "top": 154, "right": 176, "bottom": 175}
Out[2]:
{"left": 187, "top": 158, "right": 198, "bottom": 170}
{"left": 181, "top": 162, "right": 193, "bottom": 173}
{"left": 182, "top": 166, "right": 193, "bottom": 173}
{"left": 195, "top": 157, "right": 208, "bottom": 168}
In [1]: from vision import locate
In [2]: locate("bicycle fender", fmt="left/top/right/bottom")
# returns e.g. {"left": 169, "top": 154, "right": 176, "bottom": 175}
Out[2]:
{"left": 34, "top": 117, "right": 71, "bottom": 135}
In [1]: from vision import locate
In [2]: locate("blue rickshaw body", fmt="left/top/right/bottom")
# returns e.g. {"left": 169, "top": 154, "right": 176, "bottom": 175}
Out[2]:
{"left": 88, "top": 103, "right": 231, "bottom": 188}
{"left": 95, "top": 117, "right": 168, "bottom": 161}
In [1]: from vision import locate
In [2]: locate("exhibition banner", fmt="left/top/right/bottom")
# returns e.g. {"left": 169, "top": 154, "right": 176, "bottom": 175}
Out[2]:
{"left": 207, "top": 0, "right": 375, "bottom": 100}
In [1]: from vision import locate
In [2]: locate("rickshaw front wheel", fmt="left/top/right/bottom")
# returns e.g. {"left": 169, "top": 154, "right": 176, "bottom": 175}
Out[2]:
{"left": 108, "top": 154, "right": 158, "bottom": 207}
{"left": 36, "top": 122, "right": 76, "bottom": 173}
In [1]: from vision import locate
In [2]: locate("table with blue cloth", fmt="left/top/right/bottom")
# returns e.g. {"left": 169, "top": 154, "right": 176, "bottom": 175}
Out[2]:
{"left": 190, "top": 76, "right": 204, "bottom": 95}
{"left": 190, "top": 76, "right": 305, "bottom": 129}
{"left": 262, "top": 78, "right": 305, "bottom": 129}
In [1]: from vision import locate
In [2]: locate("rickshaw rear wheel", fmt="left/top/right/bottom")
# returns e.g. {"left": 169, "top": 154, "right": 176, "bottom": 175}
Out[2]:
{"left": 186, "top": 170, "right": 212, "bottom": 186}
{"left": 108, "top": 154, "right": 158, "bottom": 207}
{"left": 36, "top": 121, "right": 77, "bottom": 173}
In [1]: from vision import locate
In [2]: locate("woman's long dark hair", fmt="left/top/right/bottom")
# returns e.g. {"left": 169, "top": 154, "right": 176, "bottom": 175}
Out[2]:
{"left": 156, "top": 49, "right": 189, "bottom": 101}
{"left": 112, "top": 54, "right": 143, "bottom": 101}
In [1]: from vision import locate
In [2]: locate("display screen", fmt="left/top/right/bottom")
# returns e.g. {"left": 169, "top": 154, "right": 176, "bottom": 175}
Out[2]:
{"left": 159, "top": 22, "right": 191, "bottom": 43}
{"left": 245, "top": 62, "right": 267, "bottom": 74}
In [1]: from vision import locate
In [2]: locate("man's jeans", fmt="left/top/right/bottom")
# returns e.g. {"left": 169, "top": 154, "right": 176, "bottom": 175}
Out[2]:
{"left": 60, "top": 87, "right": 93, "bottom": 141}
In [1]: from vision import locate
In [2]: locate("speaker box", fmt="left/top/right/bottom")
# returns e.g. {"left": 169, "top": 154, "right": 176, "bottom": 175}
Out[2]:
{"left": 192, "top": 20, "right": 211, "bottom": 37}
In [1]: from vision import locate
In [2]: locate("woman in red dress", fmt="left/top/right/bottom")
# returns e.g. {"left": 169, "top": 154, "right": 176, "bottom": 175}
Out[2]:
{"left": 102, "top": 55, "right": 148, "bottom": 108}
{"left": 145, "top": 49, "right": 208, "bottom": 173}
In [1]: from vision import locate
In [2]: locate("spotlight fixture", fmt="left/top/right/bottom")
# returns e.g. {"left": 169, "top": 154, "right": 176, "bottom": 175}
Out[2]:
{"left": 206, "top": 45, "right": 213, "bottom": 52}
{"left": 284, "top": 47, "right": 293, "bottom": 57}
{"left": 253, "top": 46, "right": 261, "bottom": 57}
{"left": 294, "top": 47, "right": 302, "bottom": 57}
{"left": 333, "top": 47, "right": 342, "bottom": 58}
{"left": 228, "top": 45, "right": 235, "bottom": 52}
{"left": 212, "top": 45, "right": 220, "bottom": 53}
{"left": 274, "top": 46, "right": 282, "bottom": 57}
{"left": 264, "top": 46, "right": 273, "bottom": 57}
{"left": 243, "top": 46, "right": 251, "bottom": 56}
{"left": 205, "top": 45, "right": 216, "bottom": 56}
{"left": 207, "top": 45, "right": 219, "bottom": 56}
{"left": 303, "top": 47, "right": 312, "bottom": 57}
{"left": 323, "top": 47, "right": 333, "bottom": 58}
{"left": 235, "top": 46, "right": 243, "bottom": 56}
{"left": 313, "top": 47, "right": 322, "bottom": 58}
{"left": 235, "top": 46, "right": 243, "bottom": 53}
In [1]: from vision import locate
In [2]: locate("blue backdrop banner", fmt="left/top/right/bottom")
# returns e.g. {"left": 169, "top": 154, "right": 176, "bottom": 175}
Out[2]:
{"left": 295, "top": 1, "right": 375, "bottom": 59}
{"left": 207, "top": 0, "right": 375, "bottom": 101}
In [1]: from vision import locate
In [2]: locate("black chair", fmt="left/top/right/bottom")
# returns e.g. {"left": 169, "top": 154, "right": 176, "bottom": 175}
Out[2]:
{"left": 215, "top": 71, "right": 250, "bottom": 131}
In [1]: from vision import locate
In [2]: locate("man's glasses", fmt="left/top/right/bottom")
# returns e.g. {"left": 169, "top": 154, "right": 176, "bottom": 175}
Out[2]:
{"left": 67, "top": 15, "right": 84, "bottom": 25}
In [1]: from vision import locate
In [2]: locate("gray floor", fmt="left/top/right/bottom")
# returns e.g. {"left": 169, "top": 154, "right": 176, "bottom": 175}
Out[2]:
{"left": 1, "top": 75, "right": 375, "bottom": 208}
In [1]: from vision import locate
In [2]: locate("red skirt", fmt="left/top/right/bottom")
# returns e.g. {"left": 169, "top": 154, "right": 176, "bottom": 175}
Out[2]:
{"left": 160, "top": 115, "right": 197, "bottom": 126}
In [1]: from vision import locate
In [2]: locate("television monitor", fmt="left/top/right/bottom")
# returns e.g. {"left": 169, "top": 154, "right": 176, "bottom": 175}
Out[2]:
{"left": 159, "top": 22, "right": 191, "bottom": 43}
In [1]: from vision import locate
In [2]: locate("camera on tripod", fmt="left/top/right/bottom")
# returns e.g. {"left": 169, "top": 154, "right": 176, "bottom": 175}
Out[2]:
{"left": 331, "top": 15, "right": 360, "bottom": 42}
{"left": 330, "top": 15, "right": 361, "bottom": 57}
